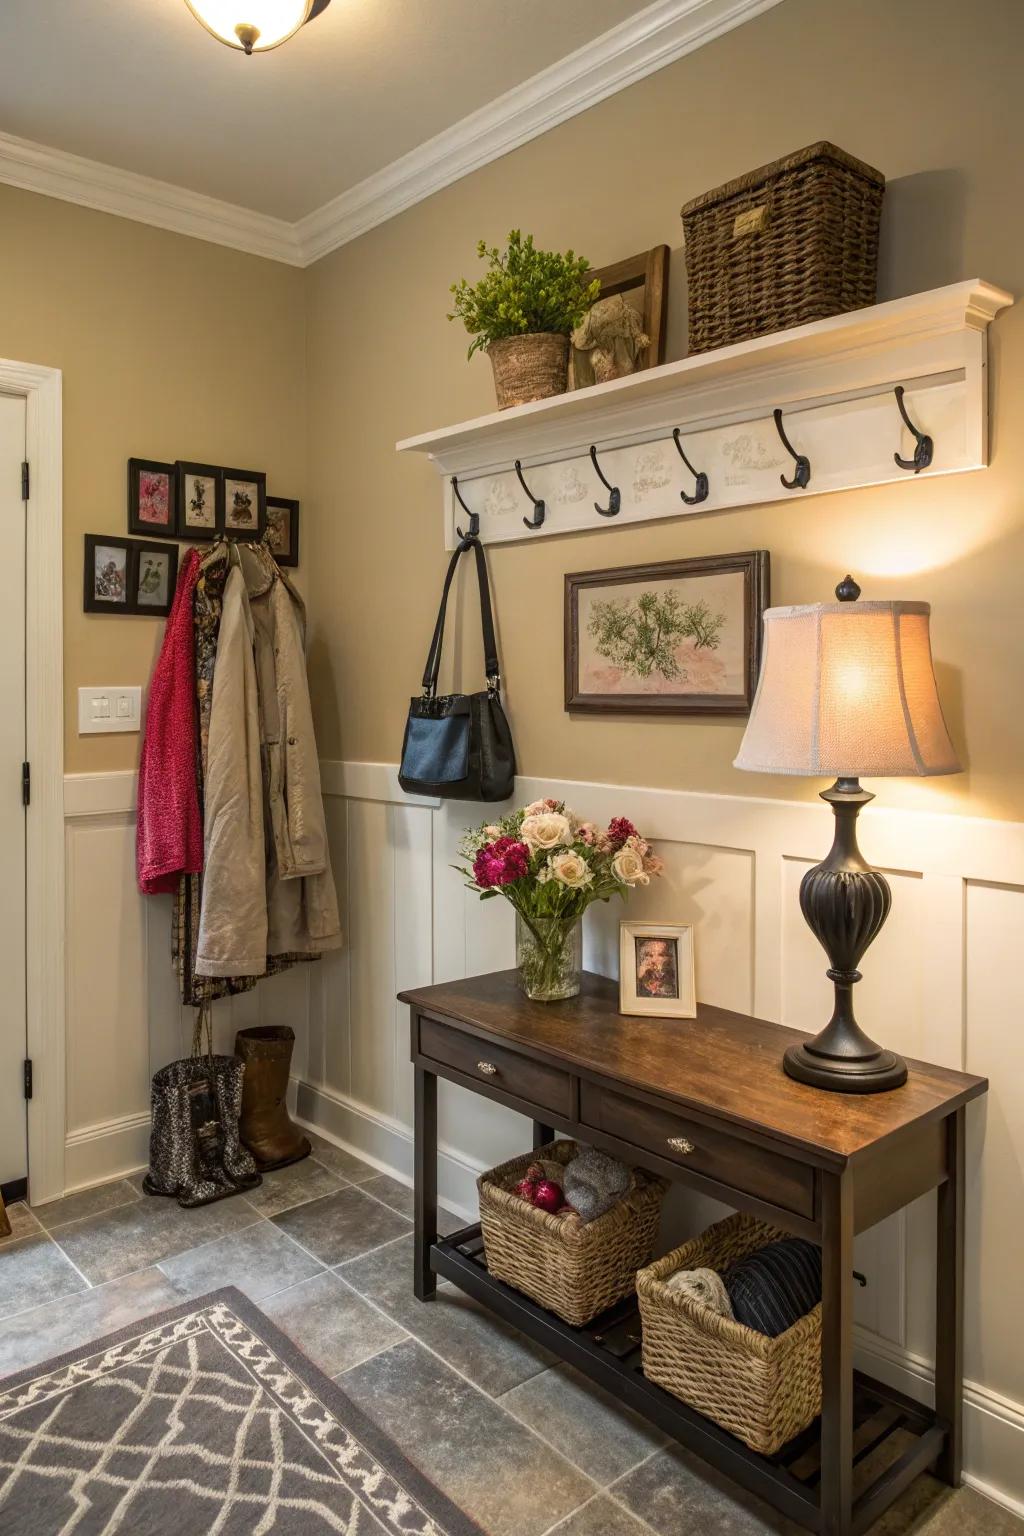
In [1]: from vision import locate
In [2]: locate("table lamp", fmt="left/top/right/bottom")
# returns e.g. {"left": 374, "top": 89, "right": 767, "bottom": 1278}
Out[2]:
{"left": 734, "top": 576, "right": 961, "bottom": 1092}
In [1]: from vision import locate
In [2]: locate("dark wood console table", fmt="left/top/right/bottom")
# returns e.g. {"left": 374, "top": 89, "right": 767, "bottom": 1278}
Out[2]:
{"left": 400, "top": 970, "right": 986, "bottom": 1536}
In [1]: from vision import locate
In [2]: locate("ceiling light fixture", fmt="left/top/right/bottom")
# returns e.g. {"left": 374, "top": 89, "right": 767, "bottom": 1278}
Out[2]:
{"left": 184, "top": 0, "right": 331, "bottom": 55}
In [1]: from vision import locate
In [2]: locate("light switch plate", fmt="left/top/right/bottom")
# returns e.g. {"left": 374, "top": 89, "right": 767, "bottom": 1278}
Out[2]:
{"left": 78, "top": 686, "right": 143, "bottom": 734}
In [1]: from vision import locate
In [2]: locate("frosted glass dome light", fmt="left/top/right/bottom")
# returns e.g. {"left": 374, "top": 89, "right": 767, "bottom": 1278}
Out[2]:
{"left": 184, "top": 0, "right": 330, "bottom": 54}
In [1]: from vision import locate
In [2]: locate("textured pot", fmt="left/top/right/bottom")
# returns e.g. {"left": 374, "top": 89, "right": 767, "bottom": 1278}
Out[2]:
{"left": 488, "top": 333, "right": 570, "bottom": 409}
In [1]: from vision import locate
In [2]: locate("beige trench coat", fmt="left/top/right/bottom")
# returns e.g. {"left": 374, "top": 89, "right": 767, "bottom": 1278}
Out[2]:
{"left": 195, "top": 545, "right": 341, "bottom": 978}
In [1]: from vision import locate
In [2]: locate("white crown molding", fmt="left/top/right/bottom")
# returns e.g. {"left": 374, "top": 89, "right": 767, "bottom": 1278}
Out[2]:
{"left": 0, "top": 130, "right": 303, "bottom": 266}
{"left": 0, "top": 0, "right": 781, "bottom": 269}
{"left": 295, "top": 0, "right": 784, "bottom": 265}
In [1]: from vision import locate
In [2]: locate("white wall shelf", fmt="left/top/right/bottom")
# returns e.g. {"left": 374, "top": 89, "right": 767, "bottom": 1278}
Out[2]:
{"left": 397, "top": 280, "right": 1013, "bottom": 550}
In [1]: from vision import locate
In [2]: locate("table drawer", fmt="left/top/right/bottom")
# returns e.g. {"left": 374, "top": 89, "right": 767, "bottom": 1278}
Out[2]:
{"left": 419, "top": 1015, "right": 573, "bottom": 1120}
{"left": 580, "top": 1080, "right": 815, "bottom": 1220}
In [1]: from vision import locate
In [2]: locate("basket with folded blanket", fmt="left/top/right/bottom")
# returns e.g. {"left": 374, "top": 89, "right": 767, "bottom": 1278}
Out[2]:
{"left": 636, "top": 1211, "right": 822, "bottom": 1454}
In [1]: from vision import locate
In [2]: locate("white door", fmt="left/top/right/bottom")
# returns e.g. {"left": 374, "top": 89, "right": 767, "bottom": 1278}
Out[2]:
{"left": 0, "top": 393, "right": 27, "bottom": 1190}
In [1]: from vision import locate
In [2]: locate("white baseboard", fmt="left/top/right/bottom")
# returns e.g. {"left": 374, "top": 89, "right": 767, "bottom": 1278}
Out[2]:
{"left": 293, "top": 1077, "right": 481, "bottom": 1222}
{"left": 855, "top": 1327, "right": 1024, "bottom": 1519}
{"left": 63, "top": 1109, "right": 151, "bottom": 1193}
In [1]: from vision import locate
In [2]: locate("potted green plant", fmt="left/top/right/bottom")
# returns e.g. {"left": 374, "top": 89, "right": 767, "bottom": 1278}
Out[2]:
{"left": 449, "top": 230, "right": 600, "bottom": 409}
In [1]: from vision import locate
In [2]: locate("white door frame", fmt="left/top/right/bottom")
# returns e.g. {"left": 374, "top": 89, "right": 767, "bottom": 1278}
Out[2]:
{"left": 0, "top": 358, "right": 64, "bottom": 1205}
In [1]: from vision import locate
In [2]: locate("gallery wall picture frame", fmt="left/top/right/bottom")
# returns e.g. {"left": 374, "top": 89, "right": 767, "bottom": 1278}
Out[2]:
{"left": 619, "top": 921, "right": 696, "bottom": 1020}
{"left": 222, "top": 467, "right": 267, "bottom": 539}
{"left": 84, "top": 535, "right": 179, "bottom": 617}
{"left": 579, "top": 245, "right": 670, "bottom": 376}
{"left": 176, "top": 461, "right": 224, "bottom": 540}
{"left": 127, "top": 457, "right": 178, "bottom": 539}
{"left": 266, "top": 496, "right": 300, "bottom": 567}
{"left": 564, "top": 550, "right": 769, "bottom": 716}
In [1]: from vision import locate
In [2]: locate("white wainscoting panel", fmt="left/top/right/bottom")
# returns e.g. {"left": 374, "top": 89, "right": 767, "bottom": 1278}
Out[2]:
{"left": 61, "top": 762, "right": 1024, "bottom": 1514}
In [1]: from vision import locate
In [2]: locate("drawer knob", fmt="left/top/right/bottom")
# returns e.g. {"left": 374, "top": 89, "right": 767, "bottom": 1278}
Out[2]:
{"left": 477, "top": 1061, "right": 498, "bottom": 1076}
{"left": 667, "top": 1135, "right": 695, "bottom": 1155}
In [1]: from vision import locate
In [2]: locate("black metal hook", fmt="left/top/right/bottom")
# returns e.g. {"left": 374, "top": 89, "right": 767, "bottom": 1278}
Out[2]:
{"left": 772, "top": 407, "right": 811, "bottom": 490}
{"left": 588, "top": 445, "right": 621, "bottom": 517}
{"left": 451, "top": 477, "right": 479, "bottom": 540}
{"left": 672, "top": 429, "right": 709, "bottom": 506}
{"left": 893, "top": 385, "right": 934, "bottom": 474}
{"left": 515, "top": 460, "right": 545, "bottom": 530}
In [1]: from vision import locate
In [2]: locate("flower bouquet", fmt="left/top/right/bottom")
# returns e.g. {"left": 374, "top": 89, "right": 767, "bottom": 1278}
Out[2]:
{"left": 457, "top": 798, "right": 662, "bottom": 1001}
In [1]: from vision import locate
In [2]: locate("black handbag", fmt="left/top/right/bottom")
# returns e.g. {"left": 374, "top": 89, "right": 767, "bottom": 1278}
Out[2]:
{"left": 399, "top": 535, "right": 515, "bottom": 802}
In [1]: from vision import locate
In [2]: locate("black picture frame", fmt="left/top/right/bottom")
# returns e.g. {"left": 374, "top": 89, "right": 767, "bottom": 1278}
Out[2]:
{"left": 564, "top": 550, "right": 770, "bottom": 716}
{"left": 132, "top": 540, "right": 179, "bottom": 617}
{"left": 222, "top": 466, "right": 267, "bottom": 540}
{"left": 176, "top": 460, "right": 224, "bottom": 540}
{"left": 266, "top": 496, "right": 300, "bottom": 567}
{"left": 127, "top": 457, "right": 178, "bottom": 540}
{"left": 84, "top": 535, "right": 179, "bottom": 617}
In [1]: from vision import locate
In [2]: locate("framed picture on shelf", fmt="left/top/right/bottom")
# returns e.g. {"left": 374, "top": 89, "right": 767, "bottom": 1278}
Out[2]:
{"left": 132, "top": 540, "right": 179, "bottom": 616}
{"left": 223, "top": 467, "right": 267, "bottom": 539}
{"left": 266, "top": 496, "right": 299, "bottom": 566}
{"left": 84, "top": 535, "right": 132, "bottom": 612}
{"left": 127, "top": 458, "right": 177, "bottom": 539}
{"left": 564, "top": 550, "right": 769, "bottom": 716}
{"left": 176, "top": 461, "right": 223, "bottom": 539}
{"left": 569, "top": 245, "right": 670, "bottom": 388}
{"left": 619, "top": 921, "right": 696, "bottom": 1019}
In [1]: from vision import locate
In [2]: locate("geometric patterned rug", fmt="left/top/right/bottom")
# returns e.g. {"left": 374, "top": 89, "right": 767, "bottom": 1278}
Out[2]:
{"left": 0, "top": 1287, "right": 485, "bottom": 1535}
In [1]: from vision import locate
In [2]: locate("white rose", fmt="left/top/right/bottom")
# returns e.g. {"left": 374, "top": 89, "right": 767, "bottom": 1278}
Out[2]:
{"left": 521, "top": 812, "right": 572, "bottom": 854}
{"left": 536, "top": 860, "right": 555, "bottom": 884}
{"left": 549, "top": 850, "right": 594, "bottom": 889}
{"left": 612, "top": 846, "right": 650, "bottom": 886}
{"left": 523, "top": 799, "right": 551, "bottom": 818}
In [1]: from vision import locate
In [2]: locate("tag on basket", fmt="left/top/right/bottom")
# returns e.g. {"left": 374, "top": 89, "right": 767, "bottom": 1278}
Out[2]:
{"left": 733, "top": 205, "right": 768, "bottom": 238}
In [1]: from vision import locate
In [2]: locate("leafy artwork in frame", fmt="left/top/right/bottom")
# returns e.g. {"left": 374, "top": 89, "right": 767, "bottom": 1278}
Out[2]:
{"left": 84, "top": 535, "right": 179, "bottom": 616}
{"left": 564, "top": 551, "right": 769, "bottom": 715}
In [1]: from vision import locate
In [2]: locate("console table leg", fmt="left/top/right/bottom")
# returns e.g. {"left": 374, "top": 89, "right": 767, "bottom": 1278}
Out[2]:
{"left": 533, "top": 1121, "right": 554, "bottom": 1149}
{"left": 820, "top": 1169, "right": 855, "bottom": 1536}
{"left": 414, "top": 1063, "right": 437, "bottom": 1302}
{"left": 935, "top": 1106, "right": 965, "bottom": 1485}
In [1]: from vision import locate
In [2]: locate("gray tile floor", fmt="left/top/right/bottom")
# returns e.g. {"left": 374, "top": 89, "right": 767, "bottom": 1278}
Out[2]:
{"left": 1, "top": 1131, "right": 1020, "bottom": 1536}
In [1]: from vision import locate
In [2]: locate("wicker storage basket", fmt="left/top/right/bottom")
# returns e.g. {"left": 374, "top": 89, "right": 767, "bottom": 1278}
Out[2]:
{"left": 478, "top": 1140, "right": 667, "bottom": 1327}
{"left": 681, "top": 141, "right": 885, "bottom": 354}
{"left": 487, "top": 332, "right": 570, "bottom": 409}
{"left": 637, "top": 1212, "right": 821, "bottom": 1454}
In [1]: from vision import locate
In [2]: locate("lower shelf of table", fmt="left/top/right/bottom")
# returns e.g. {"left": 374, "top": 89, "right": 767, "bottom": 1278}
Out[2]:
{"left": 431, "top": 1226, "right": 947, "bottom": 1535}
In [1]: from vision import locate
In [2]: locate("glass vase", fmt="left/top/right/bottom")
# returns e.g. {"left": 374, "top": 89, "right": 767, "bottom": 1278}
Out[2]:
{"left": 515, "top": 913, "right": 582, "bottom": 1002}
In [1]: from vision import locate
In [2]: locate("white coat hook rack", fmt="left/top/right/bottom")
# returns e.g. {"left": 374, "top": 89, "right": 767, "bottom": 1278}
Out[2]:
{"left": 397, "top": 281, "right": 1012, "bottom": 549}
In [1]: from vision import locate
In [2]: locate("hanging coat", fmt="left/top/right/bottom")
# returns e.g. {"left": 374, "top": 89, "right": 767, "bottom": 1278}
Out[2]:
{"left": 195, "top": 545, "right": 341, "bottom": 977}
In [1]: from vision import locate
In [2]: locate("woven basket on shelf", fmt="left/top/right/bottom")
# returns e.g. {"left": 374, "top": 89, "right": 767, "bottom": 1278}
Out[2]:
{"left": 478, "top": 1139, "right": 667, "bottom": 1327}
{"left": 637, "top": 1212, "right": 821, "bottom": 1455}
{"left": 487, "top": 333, "right": 570, "bottom": 409}
{"left": 681, "top": 141, "right": 885, "bottom": 354}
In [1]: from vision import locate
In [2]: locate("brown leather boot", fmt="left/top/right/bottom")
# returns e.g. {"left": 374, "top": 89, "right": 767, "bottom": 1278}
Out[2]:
{"left": 234, "top": 1026, "right": 311, "bottom": 1171}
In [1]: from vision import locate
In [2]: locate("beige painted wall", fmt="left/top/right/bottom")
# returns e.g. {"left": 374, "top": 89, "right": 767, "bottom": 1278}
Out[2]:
{"left": 0, "top": 185, "right": 307, "bottom": 773}
{"left": 305, "top": 0, "right": 1024, "bottom": 822}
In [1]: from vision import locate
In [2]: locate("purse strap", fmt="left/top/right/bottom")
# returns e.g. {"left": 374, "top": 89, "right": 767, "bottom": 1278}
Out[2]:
{"left": 421, "top": 536, "right": 500, "bottom": 696}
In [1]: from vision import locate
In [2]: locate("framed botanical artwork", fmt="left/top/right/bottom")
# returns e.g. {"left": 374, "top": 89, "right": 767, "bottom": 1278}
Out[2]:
{"left": 569, "top": 245, "right": 669, "bottom": 388}
{"left": 223, "top": 467, "right": 267, "bottom": 539}
{"left": 84, "top": 536, "right": 178, "bottom": 616}
{"left": 266, "top": 496, "right": 299, "bottom": 567}
{"left": 84, "top": 535, "right": 132, "bottom": 613}
{"left": 176, "top": 460, "right": 223, "bottom": 540}
{"left": 619, "top": 921, "right": 696, "bottom": 1019}
{"left": 132, "top": 540, "right": 179, "bottom": 616}
{"left": 564, "top": 550, "right": 769, "bottom": 715}
{"left": 127, "top": 457, "right": 177, "bottom": 539}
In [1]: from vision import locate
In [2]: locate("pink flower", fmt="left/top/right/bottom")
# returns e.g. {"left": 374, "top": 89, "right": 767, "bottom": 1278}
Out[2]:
{"left": 473, "top": 837, "right": 530, "bottom": 888}
{"left": 644, "top": 852, "right": 664, "bottom": 877}
{"left": 625, "top": 833, "right": 650, "bottom": 857}
{"left": 577, "top": 822, "right": 598, "bottom": 846}
{"left": 607, "top": 817, "right": 638, "bottom": 849}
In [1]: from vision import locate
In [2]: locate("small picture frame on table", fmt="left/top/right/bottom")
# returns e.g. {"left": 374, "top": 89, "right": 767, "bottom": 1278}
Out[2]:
{"left": 619, "top": 921, "right": 696, "bottom": 1019}
{"left": 127, "top": 458, "right": 177, "bottom": 539}
{"left": 266, "top": 496, "right": 300, "bottom": 567}
{"left": 132, "top": 540, "right": 179, "bottom": 616}
{"left": 223, "top": 467, "right": 267, "bottom": 539}
{"left": 176, "top": 461, "right": 223, "bottom": 540}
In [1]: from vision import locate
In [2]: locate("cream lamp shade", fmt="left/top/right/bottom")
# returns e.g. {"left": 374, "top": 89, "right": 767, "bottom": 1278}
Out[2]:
{"left": 734, "top": 599, "right": 960, "bottom": 779}
{"left": 184, "top": 0, "right": 320, "bottom": 53}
